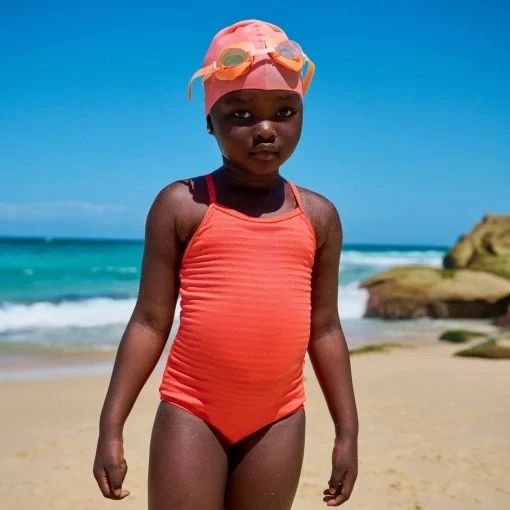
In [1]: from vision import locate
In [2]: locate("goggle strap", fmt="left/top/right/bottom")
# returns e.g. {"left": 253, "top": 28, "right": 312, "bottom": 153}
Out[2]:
{"left": 187, "top": 65, "right": 215, "bottom": 101}
{"left": 251, "top": 47, "right": 276, "bottom": 57}
{"left": 302, "top": 56, "right": 315, "bottom": 94}
{"left": 187, "top": 44, "right": 315, "bottom": 100}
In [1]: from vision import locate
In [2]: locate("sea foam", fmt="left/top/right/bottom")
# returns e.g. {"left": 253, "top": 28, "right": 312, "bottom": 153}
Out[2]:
{"left": 0, "top": 297, "right": 137, "bottom": 332}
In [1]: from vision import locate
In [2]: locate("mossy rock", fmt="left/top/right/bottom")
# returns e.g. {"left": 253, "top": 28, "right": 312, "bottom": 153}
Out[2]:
{"left": 443, "top": 215, "right": 510, "bottom": 280}
{"left": 468, "top": 254, "right": 510, "bottom": 280}
{"left": 439, "top": 329, "right": 487, "bottom": 343}
{"left": 495, "top": 310, "right": 510, "bottom": 328}
{"left": 360, "top": 265, "right": 510, "bottom": 319}
{"left": 455, "top": 338, "right": 510, "bottom": 359}
{"left": 360, "top": 266, "right": 510, "bottom": 301}
{"left": 444, "top": 240, "right": 472, "bottom": 268}
{"left": 349, "top": 342, "right": 405, "bottom": 355}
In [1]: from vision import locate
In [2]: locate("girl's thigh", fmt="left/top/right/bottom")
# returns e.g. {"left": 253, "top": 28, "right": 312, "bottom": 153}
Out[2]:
{"left": 148, "top": 402, "right": 229, "bottom": 510}
{"left": 225, "top": 408, "right": 306, "bottom": 510}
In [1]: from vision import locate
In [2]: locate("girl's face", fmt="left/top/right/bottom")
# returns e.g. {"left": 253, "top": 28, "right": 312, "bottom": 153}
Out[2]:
{"left": 208, "top": 89, "right": 303, "bottom": 175}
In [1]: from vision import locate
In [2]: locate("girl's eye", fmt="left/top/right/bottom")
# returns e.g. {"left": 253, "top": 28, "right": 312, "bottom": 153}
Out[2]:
{"left": 276, "top": 108, "right": 295, "bottom": 118}
{"left": 232, "top": 111, "right": 252, "bottom": 119}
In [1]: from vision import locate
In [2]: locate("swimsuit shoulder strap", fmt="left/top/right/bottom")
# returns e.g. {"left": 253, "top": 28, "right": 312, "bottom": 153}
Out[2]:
{"left": 288, "top": 181, "right": 305, "bottom": 211}
{"left": 205, "top": 173, "right": 216, "bottom": 204}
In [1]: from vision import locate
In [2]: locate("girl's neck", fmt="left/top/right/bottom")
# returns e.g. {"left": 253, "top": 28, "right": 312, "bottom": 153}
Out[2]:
{"left": 218, "top": 159, "right": 282, "bottom": 190}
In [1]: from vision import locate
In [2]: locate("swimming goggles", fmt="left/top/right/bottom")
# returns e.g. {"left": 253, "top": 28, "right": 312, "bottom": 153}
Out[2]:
{"left": 187, "top": 38, "right": 315, "bottom": 100}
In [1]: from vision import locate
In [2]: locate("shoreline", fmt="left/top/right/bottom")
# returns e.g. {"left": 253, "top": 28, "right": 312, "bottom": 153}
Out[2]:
{"left": 1, "top": 330, "right": 509, "bottom": 509}
{"left": 0, "top": 317, "right": 498, "bottom": 383}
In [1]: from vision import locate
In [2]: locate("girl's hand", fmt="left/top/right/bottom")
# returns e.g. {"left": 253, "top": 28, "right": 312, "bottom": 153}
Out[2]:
{"left": 93, "top": 434, "right": 130, "bottom": 500}
{"left": 322, "top": 436, "right": 358, "bottom": 506}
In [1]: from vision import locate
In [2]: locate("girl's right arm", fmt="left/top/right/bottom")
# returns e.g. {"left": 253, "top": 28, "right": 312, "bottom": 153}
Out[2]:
{"left": 93, "top": 185, "right": 182, "bottom": 499}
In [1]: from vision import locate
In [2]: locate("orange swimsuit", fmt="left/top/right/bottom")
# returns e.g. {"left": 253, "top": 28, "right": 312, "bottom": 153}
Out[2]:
{"left": 159, "top": 173, "right": 316, "bottom": 444}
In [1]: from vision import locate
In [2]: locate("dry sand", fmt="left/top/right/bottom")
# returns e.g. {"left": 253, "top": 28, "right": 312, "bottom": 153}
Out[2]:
{"left": 1, "top": 336, "right": 509, "bottom": 510}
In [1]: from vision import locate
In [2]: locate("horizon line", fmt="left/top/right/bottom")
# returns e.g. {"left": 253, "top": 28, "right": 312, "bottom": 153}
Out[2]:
{"left": 0, "top": 234, "right": 450, "bottom": 250}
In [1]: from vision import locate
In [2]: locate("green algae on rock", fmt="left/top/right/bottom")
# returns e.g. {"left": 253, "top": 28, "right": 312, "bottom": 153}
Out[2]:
{"left": 454, "top": 337, "right": 510, "bottom": 359}
{"left": 439, "top": 330, "right": 487, "bottom": 344}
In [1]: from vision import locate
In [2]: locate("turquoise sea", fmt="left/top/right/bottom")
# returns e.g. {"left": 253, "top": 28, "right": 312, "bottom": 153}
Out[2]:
{"left": 1, "top": 236, "right": 469, "bottom": 381}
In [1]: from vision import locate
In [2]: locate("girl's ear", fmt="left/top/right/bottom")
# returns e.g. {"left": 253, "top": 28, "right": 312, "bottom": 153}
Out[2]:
{"left": 206, "top": 115, "right": 213, "bottom": 134}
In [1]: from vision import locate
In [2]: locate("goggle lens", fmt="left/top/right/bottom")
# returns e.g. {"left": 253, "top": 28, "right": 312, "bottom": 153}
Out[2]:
{"left": 275, "top": 40, "right": 302, "bottom": 59}
{"left": 219, "top": 48, "right": 248, "bottom": 68}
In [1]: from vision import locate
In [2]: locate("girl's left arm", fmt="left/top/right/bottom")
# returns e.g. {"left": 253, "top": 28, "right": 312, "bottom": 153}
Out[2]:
{"left": 307, "top": 199, "right": 358, "bottom": 507}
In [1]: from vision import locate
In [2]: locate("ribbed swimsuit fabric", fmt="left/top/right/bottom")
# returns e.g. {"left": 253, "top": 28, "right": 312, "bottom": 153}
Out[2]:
{"left": 159, "top": 173, "right": 317, "bottom": 444}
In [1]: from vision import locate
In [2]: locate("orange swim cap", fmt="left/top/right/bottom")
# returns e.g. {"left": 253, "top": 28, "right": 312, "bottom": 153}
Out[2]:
{"left": 191, "top": 20, "right": 313, "bottom": 114}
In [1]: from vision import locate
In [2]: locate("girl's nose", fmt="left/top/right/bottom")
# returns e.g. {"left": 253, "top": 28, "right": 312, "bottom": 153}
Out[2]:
{"left": 253, "top": 120, "right": 276, "bottom": 143}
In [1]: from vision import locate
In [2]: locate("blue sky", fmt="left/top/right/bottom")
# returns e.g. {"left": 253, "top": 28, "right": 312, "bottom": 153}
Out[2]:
{"left": 1, "top": 0, "right": 509, "bottom": 245}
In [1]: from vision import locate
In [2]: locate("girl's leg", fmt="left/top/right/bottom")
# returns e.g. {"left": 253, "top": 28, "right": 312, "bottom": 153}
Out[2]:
{"left": 148, "top": 402, "right": 229, "bottom": 510}
{"left": 224, "top": 409, "right": 306, "bottom": 510}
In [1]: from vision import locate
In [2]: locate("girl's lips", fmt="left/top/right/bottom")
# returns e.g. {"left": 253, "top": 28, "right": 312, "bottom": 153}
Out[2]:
{"left": 252, "top": 151, "right": 277, "bottom": 160}
{"left": 251, "top": 144, "right": 279, "bottom": 159}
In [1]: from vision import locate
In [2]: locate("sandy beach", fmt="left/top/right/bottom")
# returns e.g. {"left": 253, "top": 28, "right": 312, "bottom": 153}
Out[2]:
{"left": 1, "top": 334, "right": 509, "bottom": 510}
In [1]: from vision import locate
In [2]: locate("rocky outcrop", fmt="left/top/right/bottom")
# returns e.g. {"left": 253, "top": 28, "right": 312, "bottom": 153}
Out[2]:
{"left": 361, "top": 215, "right": 510, "bottom": 320}
{"left": 495, "top": 308, "right": 510, "bottom": 328}
{"left": 443, "top": 215, "right": 510, "bottom": 279}
{"left": 360, "top": 266, "right": 510, "bottom": 320}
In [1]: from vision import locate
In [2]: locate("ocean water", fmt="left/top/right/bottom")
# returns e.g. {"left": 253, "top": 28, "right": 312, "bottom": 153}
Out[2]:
{"left": 0, "top": 236, "right": 464, "bottom": 381}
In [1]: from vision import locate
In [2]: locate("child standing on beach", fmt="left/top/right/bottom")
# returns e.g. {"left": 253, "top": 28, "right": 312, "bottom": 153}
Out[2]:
{"left": 93, "top": 19, "right": 358, "bottom": 509}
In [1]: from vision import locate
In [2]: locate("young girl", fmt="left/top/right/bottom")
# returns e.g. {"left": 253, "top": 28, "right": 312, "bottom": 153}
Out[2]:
{"left": 93, "top": 19, "right": 358, "bottom": 509}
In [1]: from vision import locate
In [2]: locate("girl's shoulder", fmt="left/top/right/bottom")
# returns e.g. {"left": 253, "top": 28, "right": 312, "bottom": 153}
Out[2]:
{"left": 292, "top": 184, "right": 342, "bottom": 248}
{"left": 148, "top": 175, "right": 211, "bottom": 244}
{"left": 153, "top": 175, "right": 210, "bottom": 212}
